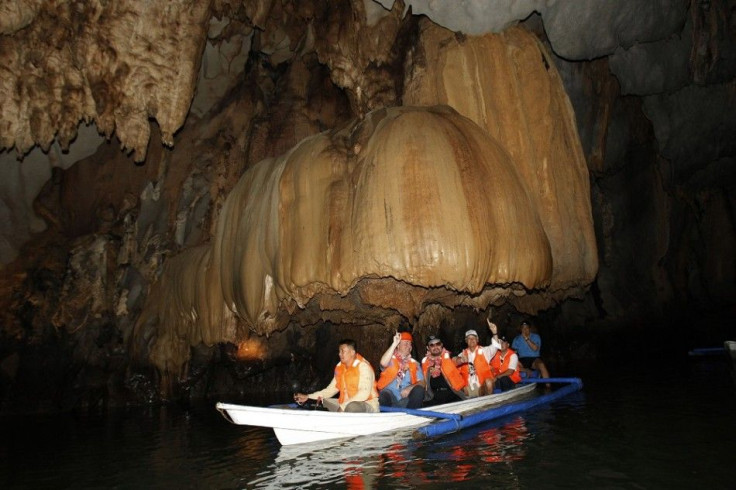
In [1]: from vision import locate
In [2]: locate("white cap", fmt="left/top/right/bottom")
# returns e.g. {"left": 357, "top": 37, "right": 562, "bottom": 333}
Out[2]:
{"left": 464, "top": 329, "right": 478, "bottom": 338}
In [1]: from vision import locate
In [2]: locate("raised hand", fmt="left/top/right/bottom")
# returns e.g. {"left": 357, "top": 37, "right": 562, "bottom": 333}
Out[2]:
{"left": 486, "top": 317, "right": 498, "bottom": 335}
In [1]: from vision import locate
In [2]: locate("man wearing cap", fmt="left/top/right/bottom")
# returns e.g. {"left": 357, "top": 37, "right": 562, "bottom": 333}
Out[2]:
{"left": 421, "top": 335, "right": 467, "bottom": 406}
{"left": 511, "top": 320, "right": 550, "bottom": 382}
{"left": 293, "top": 338, "right": 379, "bottom": 412}
{"left": 376, "top": 331, "right": 426, "bottom": 408}
{"left": 490, "top": 334, "right": 522, "bottom": 391}
{"left": 454, "top": 317, "right": 502, "bottom": 397}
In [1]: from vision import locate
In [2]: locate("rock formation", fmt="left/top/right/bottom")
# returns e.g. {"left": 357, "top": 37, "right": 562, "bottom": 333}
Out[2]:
{"left": 0, "top": 0, "right": 733, "bottom": 411}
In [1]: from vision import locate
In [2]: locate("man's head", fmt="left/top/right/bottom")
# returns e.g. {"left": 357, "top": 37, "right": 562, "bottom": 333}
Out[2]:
{"left": 497, "top": 334, "right": 510, "bottom": 351}
{"left": 465, "top": 329, "right": 479, "bottom": 349}
{"left": 396, "top": 332, "right": 413, "bottom": 357}
{"left": 520, "top": 320, "right": 531, "bottom": 336}
{"left": 338, "top": 339, "right": 357, "bottom": 365}
{"left": 427, "top": 335, "right": 443, "bottom": 356}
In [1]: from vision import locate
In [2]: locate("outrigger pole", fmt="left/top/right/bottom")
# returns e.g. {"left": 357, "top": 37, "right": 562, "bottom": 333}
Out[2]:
{"left": 413, "top": 377, "right": 583, "bottom": 439}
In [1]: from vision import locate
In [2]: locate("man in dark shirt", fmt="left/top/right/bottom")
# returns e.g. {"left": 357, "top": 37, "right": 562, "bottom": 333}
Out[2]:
{"left": 421, "top": 335, "right": 468, "bottom": 406}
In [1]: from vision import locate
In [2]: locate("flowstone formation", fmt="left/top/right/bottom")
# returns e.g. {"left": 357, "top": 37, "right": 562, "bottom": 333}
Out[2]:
{"left": 0, "top": 1, "right": 615, "bottom": 408}
{"left": 137, "top": 27, "right": 596, "bottom": 378}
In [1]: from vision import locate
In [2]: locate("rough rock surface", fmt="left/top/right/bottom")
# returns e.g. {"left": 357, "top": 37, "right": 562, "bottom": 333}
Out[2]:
{"left": 133, "top": 23, "right": 595, "bottom": 376}
{"left": 0, "top": 0, "right": 210, "bottom": 161}
{"left": 0, "top": 0, "right": 734, "bottom": 412}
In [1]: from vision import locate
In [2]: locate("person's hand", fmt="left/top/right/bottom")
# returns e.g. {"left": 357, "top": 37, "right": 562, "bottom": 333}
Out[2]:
{"left": 294, "top": 393, "right": 308, "bottom": 404}
{"left": 400, "top": 386, "right": 412, "bottom": 398}
{"left": 486, "top": 318, "right": 498, "bottom": 335}
{"left": 392, "top": 332, "right": 401, "bottom": 345}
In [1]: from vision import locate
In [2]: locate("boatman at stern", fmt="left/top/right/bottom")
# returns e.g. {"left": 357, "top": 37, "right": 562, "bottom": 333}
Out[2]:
{"left": 377, "top": 331, "right": 426, "bottom": 409}
{"left": 294, "top": 339, "right": 379, "bottom": 412}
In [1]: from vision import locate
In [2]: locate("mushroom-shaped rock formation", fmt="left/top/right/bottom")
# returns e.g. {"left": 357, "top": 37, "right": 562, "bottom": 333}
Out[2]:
{"left": 404, "top": 23, "right": 598, "bottom": 292}
{"left": 137, "top": 104, "right": 597, "bottom": 375}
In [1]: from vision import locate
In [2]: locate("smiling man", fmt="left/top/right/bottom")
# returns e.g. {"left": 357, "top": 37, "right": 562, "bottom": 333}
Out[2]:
{"left": 376, "top": 331, "right": 426, "bottom": 409}
{"left": 454, "top": 318, "right": 502, "bottom": 397}
{"left": 421, "top": 335, "right": 467, "bottom": 406}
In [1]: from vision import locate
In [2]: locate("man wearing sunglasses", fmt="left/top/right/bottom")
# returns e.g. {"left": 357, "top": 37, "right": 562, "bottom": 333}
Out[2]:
{"left": 421, "top": 335, "right": 467, "bottom": 406}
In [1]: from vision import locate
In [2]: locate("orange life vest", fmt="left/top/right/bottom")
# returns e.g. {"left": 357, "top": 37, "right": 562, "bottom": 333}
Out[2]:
{"left": 459, "top": 347, "right": 493, "bottom": 385}
{"left": 334, "top": 354, "right": 377, "bottom": 404}
{"left": 421, "top": 352, "right": 466, "bottom": 391}
{"left": 490, "top": 348, "right": 522, "bottom": 383}
{"left": 376, "top": 356, "right": 420, "bottom": 390}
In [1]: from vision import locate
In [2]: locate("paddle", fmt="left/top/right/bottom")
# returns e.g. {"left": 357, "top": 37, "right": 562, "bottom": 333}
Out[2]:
{"left": 379, "top": 405, "right": 463, "bottom": 421}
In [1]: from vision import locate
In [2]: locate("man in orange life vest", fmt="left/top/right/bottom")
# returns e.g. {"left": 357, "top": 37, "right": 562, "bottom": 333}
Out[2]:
{"left": 490, "top": 334, "right": 522, "bottom": 392}
{"left": 294, "top": 339, "right": 379, "bottom": 412}
{"left": 421, "top": 335, "right": 467, "bottom": 406}
{"left": 454, "top": 317, "right": 501, "bottom": 397}
{"left": 376, "top": 331, "right": 426, "bottom": 409}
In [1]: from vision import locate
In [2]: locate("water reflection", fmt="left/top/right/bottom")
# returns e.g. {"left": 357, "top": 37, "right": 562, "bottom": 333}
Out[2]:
{"left": 3, "top": 357, "right": 734, "bottom": 489}
{"left": 241, "top": 415, "right": 533, "bottom": 488}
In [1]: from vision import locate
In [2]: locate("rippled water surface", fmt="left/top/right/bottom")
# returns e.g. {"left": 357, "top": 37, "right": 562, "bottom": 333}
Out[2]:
{"left": 2, "top": 355, "right": 735, "bottom": 489}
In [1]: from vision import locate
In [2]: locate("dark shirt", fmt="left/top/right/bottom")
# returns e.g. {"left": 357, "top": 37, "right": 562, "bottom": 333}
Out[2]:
{"left": 429, "top": 372, "right": 451, "bottom": 391}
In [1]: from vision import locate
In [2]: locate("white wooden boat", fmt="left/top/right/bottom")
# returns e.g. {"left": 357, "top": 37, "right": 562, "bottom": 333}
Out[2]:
{"left": 216, "top": 382, "right": 537, "bottom": 446}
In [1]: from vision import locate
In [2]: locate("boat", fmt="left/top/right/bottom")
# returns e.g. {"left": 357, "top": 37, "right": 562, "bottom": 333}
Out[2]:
{"left": 725, "top": 341, "right": 736, "bottom": 362}
{"left": 216, "top": 377, "right": 583, "bottom": 446}
{"left": 688, "top": 346, "right": 726, "bottom": 356}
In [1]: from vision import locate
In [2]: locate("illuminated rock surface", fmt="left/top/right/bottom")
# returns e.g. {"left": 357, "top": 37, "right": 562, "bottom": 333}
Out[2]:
{"left": 0, "top": 1, "right": 733, "bottom": 410}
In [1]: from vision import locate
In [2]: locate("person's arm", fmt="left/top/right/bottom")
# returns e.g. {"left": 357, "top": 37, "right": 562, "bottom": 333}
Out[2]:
{"left": 414, "top": 362, "right": 426, "bottom": 388}
{"left": 485, "top": 319, "right": 500, "bottom": 350}
{"left": 399, "top": 361, "right": 425, "bottom": 398}
{"left": 486, "top": 318, "right": 499, "bottom": 337}
{"left": 308, "top": 377, "right": 339, "bottom": 401}
{"left": 380, "top": 332, "right": 401, "bottom": 368}
{"left": 483, "top": 344, "right": 498, "bottom": 363}
{"left": 340, "top": 361, "right": 375, "bottom": 409}
{"left": 524, "top": 333, "right": 541, "bottom": 352}
{"left": 453, "top": 350, "right": 467, "bottom": 365}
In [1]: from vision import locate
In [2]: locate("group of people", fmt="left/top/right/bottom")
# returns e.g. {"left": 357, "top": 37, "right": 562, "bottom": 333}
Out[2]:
{"left": 294, "top": 319, "right": 549, "bottom": 413}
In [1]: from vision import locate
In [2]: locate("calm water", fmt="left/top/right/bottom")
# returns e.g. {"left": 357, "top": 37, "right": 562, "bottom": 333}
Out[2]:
{"left": 2, "top": 355, "right": 734, "bottom": 489}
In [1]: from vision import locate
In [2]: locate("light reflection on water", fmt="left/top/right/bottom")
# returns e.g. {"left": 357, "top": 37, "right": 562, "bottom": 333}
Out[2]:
{"left": 2, "top": 356, "right": 735, "bottom": 489}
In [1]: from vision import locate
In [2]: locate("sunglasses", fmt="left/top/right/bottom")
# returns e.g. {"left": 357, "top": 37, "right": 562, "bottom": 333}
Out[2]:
{"left": 428, "top": 341, "right": 442, "bottom": 347}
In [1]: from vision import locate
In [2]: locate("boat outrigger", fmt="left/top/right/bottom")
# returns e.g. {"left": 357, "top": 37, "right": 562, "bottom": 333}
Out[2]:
{"left": 216, "top": 377, "right": 583, "bottom": 446}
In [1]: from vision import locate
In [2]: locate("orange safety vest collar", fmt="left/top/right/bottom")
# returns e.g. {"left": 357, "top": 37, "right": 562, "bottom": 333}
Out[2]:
{"left": 490, "top": 348, "right": 522, "bottom": 383}
{"left": 460, "top": 347, "right": 493, "bottom": 384}
{"left": 334, "top": 353, "right": 376, "bottom": 404}
{"left": 422, "top": 352, "right": 466, "bottom": 391}
{"left": 376, "top": 356, "right": 419, "bottom": 390}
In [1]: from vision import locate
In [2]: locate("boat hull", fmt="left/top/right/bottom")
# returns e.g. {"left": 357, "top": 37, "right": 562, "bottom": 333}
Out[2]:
{"left": 725, "top": 341, "right": 736, "bottom": 362}
{"left": 217, "top": 383, "right": 538, "bottom": 445}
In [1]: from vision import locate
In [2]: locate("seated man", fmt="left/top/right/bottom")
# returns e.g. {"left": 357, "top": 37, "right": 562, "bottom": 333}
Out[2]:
{"left": 454, "top": 317, "right": 501, "bottom": 397}
{"left": 512, "top": 320, "right": 551, "bottom": 382}
{"left": 490, "top": 334, "right": 522, "bottom": 392}
{"left": 421, "top": 335, "right": 467, "bottom": 406}
{"left": 376, "top": 331, "right": 426, "bottom": 409}
{"left": 294, "top": 338, "right": 379, "bottom": 412}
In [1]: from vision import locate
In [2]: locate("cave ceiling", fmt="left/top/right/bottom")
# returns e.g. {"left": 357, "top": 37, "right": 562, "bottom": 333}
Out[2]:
{"left": 1, "top": 0, "right": 735, "bottom": 379}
